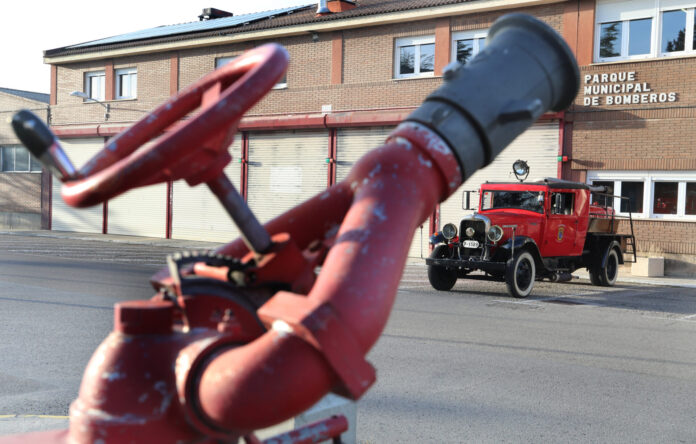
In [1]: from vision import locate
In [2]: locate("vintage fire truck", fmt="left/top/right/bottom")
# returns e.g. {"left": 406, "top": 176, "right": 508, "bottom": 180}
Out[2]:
{"left": 427, "top": 161, "right": 637, "bottom": 298}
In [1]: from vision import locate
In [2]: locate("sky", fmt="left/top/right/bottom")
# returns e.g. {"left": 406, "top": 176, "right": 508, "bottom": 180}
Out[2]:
{"left": 0, "top": 1, "right": 313, "bottom": 94}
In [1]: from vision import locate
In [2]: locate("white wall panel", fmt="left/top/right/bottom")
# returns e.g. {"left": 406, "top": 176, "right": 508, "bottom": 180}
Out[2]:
{"left": 171, "top": 138, "right": 243, "bottom": 242}
{"left": 52, "top": 138, "right": 104, "bottom": 233}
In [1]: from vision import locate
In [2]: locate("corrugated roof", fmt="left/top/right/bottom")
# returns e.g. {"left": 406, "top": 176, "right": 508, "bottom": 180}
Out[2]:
{"left": 46, "top": 0, "right": 476, "bottom": 57}
{"left": 0, "top": 87, "right": 50, "bottom": 103}
{"left": 65, "top": 4, "right": 313, "bottom": 49}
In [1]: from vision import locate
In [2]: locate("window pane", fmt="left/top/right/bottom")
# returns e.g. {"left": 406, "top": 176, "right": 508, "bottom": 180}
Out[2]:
{"left": 399, "top": 45, "right": 415, "bottom": 74}
{"left": 653, "top": 182, "right": 678, "bottom": 214}
{"left": 629, "top": 18, "right": 652, "bottom": 55}
{"left": 1, "top": 147, "right": 13, "bottom": 172}
{"left": 14, "top": 146, "right": 29, "bottom": 172}
{"left": 686, "top": 183, "right": 696, "bottom": 215}
{"left": 478, "top": 37, "right": 486, "bottom": 51}
{"left": 620, "top": 181, "right": 644, "bottom": 213}
{"left": 600, "top": 22, "right": 622, "bottom": 57}
{"left": 456, "top": 39, "right": 474, "bottom": 64}
{"left": 30, "top": 153, "right": 42, "bottom": 172}
{"left": 420, "top": 43, "right": 434, "bottom": 73}
{"left": 592, "top": 181, "right": 614, "bottom": 207}
{"left": 662, "top": 10, "right": 686, "bottom": 53}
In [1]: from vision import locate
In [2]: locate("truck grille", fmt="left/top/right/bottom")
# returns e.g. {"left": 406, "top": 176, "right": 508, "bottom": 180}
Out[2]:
{"left": 460, "top": 219, "right": 486, "bottom": 244}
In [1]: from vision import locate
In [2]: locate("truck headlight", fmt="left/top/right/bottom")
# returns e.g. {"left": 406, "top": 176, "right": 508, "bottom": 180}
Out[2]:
{"left": 487, "top": 225, "right": 503, "bottom": 242}
{"left": 442, "top": 223, "right": 458, "bottom": 240}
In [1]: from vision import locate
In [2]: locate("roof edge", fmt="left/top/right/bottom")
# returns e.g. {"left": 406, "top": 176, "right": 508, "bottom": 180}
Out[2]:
{"left": 45, "top": 0, "right": 565, "bottom": 64}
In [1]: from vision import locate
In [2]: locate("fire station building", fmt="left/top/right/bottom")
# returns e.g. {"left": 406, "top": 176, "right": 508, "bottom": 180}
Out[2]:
{"left": 10, "top": 0, "right": 695, "bottom": 273}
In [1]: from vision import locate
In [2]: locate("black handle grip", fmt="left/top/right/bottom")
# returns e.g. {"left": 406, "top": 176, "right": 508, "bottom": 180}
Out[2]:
{"left": 406, "top": 13, "right": 580, "bottom": 181}
{"left": 11, "top": 109, "right": 76, "bottom": 180}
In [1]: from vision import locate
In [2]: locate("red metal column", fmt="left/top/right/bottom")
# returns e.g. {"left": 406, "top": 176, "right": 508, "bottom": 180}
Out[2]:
{"left": 166, "top": 181, "right": 173, "bottom": 238}
{"left": 328, "top": 128, "right": 337, "bottom": 187}
{"left": 241, "top": 132, "right": 249, "bottom": 200}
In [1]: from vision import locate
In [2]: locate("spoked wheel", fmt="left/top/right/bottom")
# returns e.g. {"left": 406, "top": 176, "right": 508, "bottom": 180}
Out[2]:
{"left": 427, "top": 245, "right": 457, "bottom": 291}
{"left": 505, "top": 251, "right": 536, "bottom": 298}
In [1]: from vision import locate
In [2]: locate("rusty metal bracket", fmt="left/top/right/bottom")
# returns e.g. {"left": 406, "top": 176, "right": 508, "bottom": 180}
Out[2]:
{"left": 257, "top": 291, "right": 375, "bottom": 400}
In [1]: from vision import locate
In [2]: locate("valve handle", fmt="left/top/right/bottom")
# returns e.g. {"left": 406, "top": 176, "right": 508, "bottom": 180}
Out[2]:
{"left": 11, "top": 110, "right": 77, "bottom": 181}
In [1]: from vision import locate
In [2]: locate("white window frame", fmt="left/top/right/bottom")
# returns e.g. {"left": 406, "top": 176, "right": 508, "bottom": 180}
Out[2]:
{"left": 85, "top": 70, "right": 105, "bottom": 101}
{"left": 0, "top": 145, "right": 42, "bottom": 173}
{"left": 451, "top": 29, "right": 488, "bottom": 65}
{"left": 216, "top": 56, "right": 287, "bottom": 89}
{"left": 115, "top": 67, "right": 137, "bottom": 100}
{"left": 394, "top": 35, "right": 435, "bottom": 79}
{"left": 587, "top": 170, "right": 696, "bottom": 221}
{"left": 594, "top": 0, "right": 696, "bottom": 62}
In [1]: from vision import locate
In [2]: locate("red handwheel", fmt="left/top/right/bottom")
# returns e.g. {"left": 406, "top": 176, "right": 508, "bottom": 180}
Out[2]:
{"left": 61, "top": 43, "right": 288, "bottom": 208}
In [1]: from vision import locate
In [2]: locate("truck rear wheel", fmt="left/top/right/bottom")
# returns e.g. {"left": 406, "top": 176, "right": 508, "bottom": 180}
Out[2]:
{"left": 590, "top": 247, "right": 619, "bottom": 287}
{"left": 428, "top": 245, "right": 457, "bottom": 291}
{"left": 505, "top": 251, "right": 535, "bottom": 298}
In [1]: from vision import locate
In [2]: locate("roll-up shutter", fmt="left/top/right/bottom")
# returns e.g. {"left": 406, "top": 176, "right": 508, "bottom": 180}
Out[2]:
{"left": 336, "top": 127, "right": 427, "bottom": 260}
{"left": 52, "top": 138, "right": 104, "bottom": 233}
{"left": 439, "top": 122, "right": 560, "bottom": 229}
{"left": 171, "top": 138, "right": 243, "bottom": 242}
{"left": 335, "top": 127, "right": 393, "bottom": 183}
{"left": 106, "top": 143, "right": 167, "bottom": 237}
{"left": 247, "top": 131, "right": 329, "bottom": 224}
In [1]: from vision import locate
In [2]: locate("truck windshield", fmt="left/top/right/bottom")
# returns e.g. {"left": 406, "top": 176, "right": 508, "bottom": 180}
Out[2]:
{"left": 481, "top": 190, "right": 544, "bottom": 213}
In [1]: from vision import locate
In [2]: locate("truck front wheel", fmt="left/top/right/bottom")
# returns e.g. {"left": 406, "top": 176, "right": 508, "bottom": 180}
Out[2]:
{"left": 428, "top": 245, "right": 457, "bottom": 291}
{"left": 590, "top": 247, "right": 619, "bottom": 287}
{"left": 506, "top": 251, "right": 536, "bottom": 298}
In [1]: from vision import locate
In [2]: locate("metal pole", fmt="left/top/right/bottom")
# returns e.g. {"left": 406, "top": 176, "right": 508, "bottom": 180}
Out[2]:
{"left": 207, "top": 173, "right": 273, "bottom": 254}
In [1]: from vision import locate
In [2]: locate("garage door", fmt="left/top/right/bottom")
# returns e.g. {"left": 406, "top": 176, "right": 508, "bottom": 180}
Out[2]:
{"left": 52, "top": 138, "right": 104, "bottom": 233}
{"left": 439, "top": 122, "right": 560, "bottom": 229}
{"left": 247, "top": 131, "right": 329, "bottom": 225}
{"left": 106, "top": 142, "right": 167, "bottom": 238}
{"left": 336, "top": 127, "right": 428, "bottom": 260}
{"left": 171, "top": 137, "right": 243, "bottom": 242}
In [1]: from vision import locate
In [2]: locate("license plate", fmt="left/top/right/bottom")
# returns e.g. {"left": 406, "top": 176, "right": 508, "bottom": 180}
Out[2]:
{"left": 463, "top": 240, "right": 479, "bottom": 249}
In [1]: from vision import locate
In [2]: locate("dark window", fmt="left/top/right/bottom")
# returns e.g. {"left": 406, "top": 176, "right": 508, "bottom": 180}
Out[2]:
{"left": 600, "top": 22, "right": 622, "bottom": 57}
{"left": 456, "top": 39, "right": 474, "bottom": 64}
{"left": 482, "top": 190, "right": 544, "bottom": 214}
{"left": 551, "top": 192, "right": 574, "bottom": 215}
{"left": 686, "top": 183, "right": 696, "bottom": 216}
{"left": 653, "top": 182, "right": 678, "bottom": 214}
{"left": 419, "top": 43, "right": 434, "bottom": 73}
{"left": 662, "top": 10, "right": 686, "bottom": 53}
{"left": 620, "top": 181, "right": 644, "bottom": 213}
{"left": 629, "top": 18, "right": 652, "bottom": 55}
{"left": 592, "top": 181, "right": 614, "bottom": 208}
{"left": 399, "top": 46, "right": 415, "bottom": 74}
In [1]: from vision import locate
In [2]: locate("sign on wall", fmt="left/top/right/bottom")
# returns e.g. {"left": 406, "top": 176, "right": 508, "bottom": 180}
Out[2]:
{"left": 582, "top": 71, "right": 677, "bottom": 106}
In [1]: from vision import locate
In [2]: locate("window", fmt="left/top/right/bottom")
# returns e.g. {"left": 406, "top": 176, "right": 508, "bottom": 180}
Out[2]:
{"left": 85, "top": 71, "right": 105, "bottom": 101}
{"left": 0, "top": 146, "right": 42, "bottom": 172}
{"left": 451, "top": 30, "right": 487, "bottom": 65}
{"left": 551, "top": 192, "right": 575, "bottom": 215}
{"left": 595, "top": 1, "right": 696, "bottom": 62}
{"left": 588, "top": 171, "right": 696, "bottom": 220}
{"left": 115, "top": 68, "right": 137, "bottom": 99}
{"left": 394, "top": 36, "right": 435, "bottom": 78}
{"left": 216, "top": 56, "right": 287, "bottom": 89}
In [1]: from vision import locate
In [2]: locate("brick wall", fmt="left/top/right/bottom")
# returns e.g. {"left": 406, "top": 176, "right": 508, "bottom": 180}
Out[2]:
{"left": 51, "top": 53, "right": 172, "bottom": 125}
{"left": 617, "top": 219, "right": 696, "bottom": 256}
{"left": 52, "top": 4, "right": 564, "bottom": 121}
{"left": 0, "top": 93, "right": 48, "bottom": 144}
{"left": 0, "top": 174, "right": 41, "bottom": 213}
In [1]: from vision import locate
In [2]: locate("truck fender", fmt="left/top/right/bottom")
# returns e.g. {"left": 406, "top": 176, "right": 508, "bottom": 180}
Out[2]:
{"left": 498, "top": 236, "right": 542, "bottom": 265}
{"left": 602, "top": 240, "right": 623, "bottom": 267}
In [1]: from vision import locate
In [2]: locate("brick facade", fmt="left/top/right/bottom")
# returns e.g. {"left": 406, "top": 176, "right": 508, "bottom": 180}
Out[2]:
{"left": 40, "top": 0, "right": 696, "bottom": 271}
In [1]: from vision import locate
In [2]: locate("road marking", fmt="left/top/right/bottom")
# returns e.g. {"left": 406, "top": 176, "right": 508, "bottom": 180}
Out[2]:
{"left": 490, "top": 299, "right": 542, "bottom": 307}
{"left": 0, "top": 415, "right": 69, "bottom": 419}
